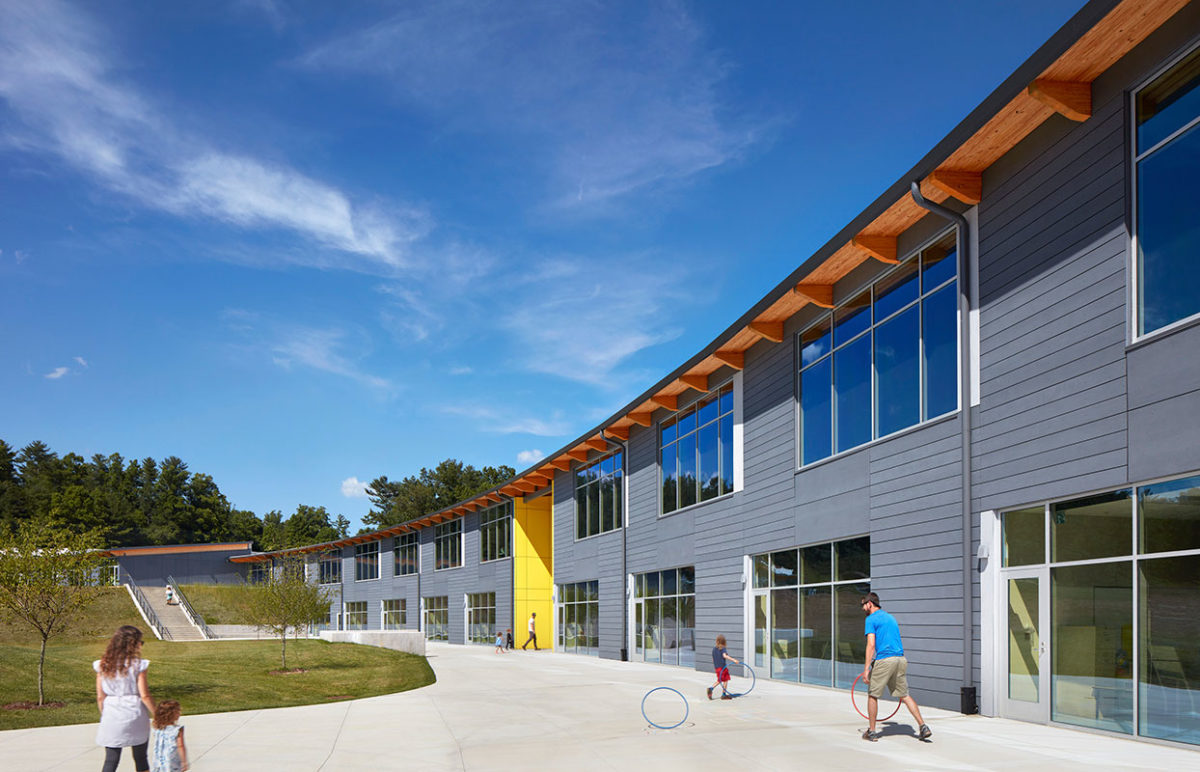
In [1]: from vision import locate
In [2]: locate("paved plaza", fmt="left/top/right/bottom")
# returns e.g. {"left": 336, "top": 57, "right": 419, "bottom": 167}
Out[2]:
{"left": 3, "top": 642, "right": 1196, "bottom": 770}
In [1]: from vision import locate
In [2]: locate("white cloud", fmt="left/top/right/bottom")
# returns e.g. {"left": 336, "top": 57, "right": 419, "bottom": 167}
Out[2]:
{"left": 298, "top": 0, "right": 765, "bottom": 208}
{"left": 0, "top": 1, "right": 427, "bottom": 271}
{"left": 516, "top": 449, "right": 544, "bottom": 466}
{"left": 442, "top": 404, "right": 571, "bottom": 437}
{"left": 340, "top": 476, "right": 369, "bottom": 498}
{"left": 44, "top": 367, "right": 69, "bottom": 379}
{"left": 73, "top": 356, "right": 87, "bottom": 367}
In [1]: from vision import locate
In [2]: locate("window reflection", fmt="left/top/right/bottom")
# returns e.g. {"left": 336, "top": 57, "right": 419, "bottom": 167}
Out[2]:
{"left": 659, "top": 383, "right": 734, "bottom": 514}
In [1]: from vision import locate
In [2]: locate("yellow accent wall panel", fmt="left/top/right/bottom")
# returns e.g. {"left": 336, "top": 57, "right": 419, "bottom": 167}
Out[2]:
{"left": 513, "top": 490, "right": 554, "bottom": 648}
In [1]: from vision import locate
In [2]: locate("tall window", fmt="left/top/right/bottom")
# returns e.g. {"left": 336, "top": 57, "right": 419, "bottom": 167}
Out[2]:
{"left": 634, "top": 567, "right": 695, "bottom": 667}
{"left": 575, "top": 451, "right": 623, "bottom": 539}
{"left": 248, "top": 562, "right": 268, "bottom": 584}
{"left": 1134, "top": 45, "right": 1200, "bottom": 336}
{"left": 318, "top": 553, "right": 341, "bottom": 585}
{"left": 661, "top": 383, "right": 734, "bottom": 514}
{"left": 382, "top": 599, "right": 406, "bottom": 630}
{"left": 344, "top": 601, "right": 368, "bottom": 630}
{"left": 394, "top": 532, "right": 419, "bottom": 576}
{"left": 424, "top": 596, "right": 448, "bottom": 641}
{"left": 435, "top": 519, "right": 462, "bottom": 570}
{"left": 480, "top": 501, "right": 513, "bottom": 562}
{"left": 751, "top": 537, "right": 870, "bottom": 688}
{"left": 556, "top": 580, "right": 599, "bottom": 656}
{"left": 999, "top": 474, "right": 1200, "bottom": 745}
{"left": 467, "top": 592, "right": 497, "bottom": 644}
{"left": 355, "top": 541, "right": 380, "bottom": 581}
{"left": 798, "top": 232, "right": 957, "bottom": 465}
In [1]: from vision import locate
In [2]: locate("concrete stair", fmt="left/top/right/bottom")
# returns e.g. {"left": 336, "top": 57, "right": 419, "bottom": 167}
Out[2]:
{"left": 142, "top": 590, "right": 207, "bottom": 641}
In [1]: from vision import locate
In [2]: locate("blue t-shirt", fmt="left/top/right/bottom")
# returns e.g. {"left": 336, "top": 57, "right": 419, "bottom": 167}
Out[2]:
{"left": 864, "top": 609, "right": 904, "bottom": 660}
{"left": 712, "top": 646, "right": 727, "bottom": 670}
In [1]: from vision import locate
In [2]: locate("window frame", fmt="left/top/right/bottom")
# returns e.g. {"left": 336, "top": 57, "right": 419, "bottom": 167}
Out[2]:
{"left": 434, "top": 518, "right": 464, "bottom": 571}
{"left": 382, "top": 598, "right": 406, "bottom": 629}
{"left": 354, "top": 540, "right": 380, "bottom": 582}
{"left": 344, "top": 600, "right": 368, "bottom": 630}
{"left": 574, "top": 450, "right": 625, "bottom": 541}
{"left": 394, "top": 532, "right": 419, "bottom": 576}
{"left": 1129, "top": 39, "right": 1200, "bottom": 342}
{"left": 795, "top": 228, "right": 959, "bottom": 469}
{"left": 479, "top": 501, "right": 513, "bottom": 563}
{"left": 657, "top": 379, "right": 737, "bottom": 517}
{"left": 318, "top": 552, "right": 342, "bottom": 585}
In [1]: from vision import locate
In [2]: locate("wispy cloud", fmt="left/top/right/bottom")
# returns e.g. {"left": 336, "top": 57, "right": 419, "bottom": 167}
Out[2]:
{"left": 340, "top": 476, "right": 369, "bottom": 498}
{"left": 73, "top": 356, "right": 87, "bottom": 367}
{"left": 43, "top": 367, "right": 69, "bottom": 379}
{"left": 298, "top": 0, "right": 766, "bottom": 208}
{"left": 449, "top": 366, "right": 473, "bottom": 376}
{"left": 442, "top": 404, "right": 571, "bottom": 437}
{"left": 0, "top": 1, "right": 428, "bottom": 270}
{"left": 516, "top": 449, "right": 544, "bottom": 466}
{"left": 225, "top": 310, "right": 391, "bottom": 391}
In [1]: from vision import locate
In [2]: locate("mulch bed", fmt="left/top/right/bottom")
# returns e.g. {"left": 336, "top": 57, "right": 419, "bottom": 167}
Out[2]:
{"left": 4, "top": 701, "right": 67, "bottom": 711}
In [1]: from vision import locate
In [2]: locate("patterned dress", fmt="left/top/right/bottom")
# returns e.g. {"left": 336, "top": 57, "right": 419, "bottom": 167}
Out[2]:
{"left": 151, "top": 723, "right": 183, "bottom": 772}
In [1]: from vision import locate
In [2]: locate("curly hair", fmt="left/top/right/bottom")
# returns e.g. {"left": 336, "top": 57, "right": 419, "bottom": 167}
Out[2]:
{"left": 99, "top": 625, "right": 143, "bottom": 677}
{"left": 153, "top": 699, "right": 181, "bottom": 730}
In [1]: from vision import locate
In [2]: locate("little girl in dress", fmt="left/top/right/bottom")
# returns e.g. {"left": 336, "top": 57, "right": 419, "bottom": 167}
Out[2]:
{"left": 151, "top": 700, "right": 188, "bottom": 772}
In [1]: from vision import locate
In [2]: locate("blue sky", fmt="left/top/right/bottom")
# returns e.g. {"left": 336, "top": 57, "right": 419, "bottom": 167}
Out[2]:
{"left": 0, "top": 0, "right": 1084, "bottom": 531}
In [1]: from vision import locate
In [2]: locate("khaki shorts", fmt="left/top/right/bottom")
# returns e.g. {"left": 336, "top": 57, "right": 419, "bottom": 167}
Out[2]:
{"left": 868, "top": 656, "right": 909, "bottom": 698}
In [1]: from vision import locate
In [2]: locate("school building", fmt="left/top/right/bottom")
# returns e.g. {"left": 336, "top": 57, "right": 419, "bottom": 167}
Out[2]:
{"left": 225, "top": 0, "right": 1200, "bottom": 749}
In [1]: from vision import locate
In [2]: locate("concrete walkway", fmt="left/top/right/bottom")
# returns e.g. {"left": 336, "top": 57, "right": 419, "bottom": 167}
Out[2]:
{"left": 3, "top": 642, "right": 1196, "bottom": 770}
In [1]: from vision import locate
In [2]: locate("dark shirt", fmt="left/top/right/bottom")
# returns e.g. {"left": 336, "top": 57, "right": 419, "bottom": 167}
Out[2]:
{"left": 712, "top": 646, "right": 727, "bottom": 670}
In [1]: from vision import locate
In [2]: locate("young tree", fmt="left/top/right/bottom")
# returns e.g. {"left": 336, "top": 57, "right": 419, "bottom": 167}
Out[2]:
{"left": 243, "top": 557, "right": 330, "bottom": 670}
{"left": 0, "top": 518, "right": 109, "bottom": 704}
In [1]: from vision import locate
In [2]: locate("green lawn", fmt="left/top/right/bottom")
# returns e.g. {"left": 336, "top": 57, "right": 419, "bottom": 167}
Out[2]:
{"left": 0, "top": 589, "right": 435, "bottom": 730}
{"left": 176, "top": 583, "right": 254, "bottom": 625}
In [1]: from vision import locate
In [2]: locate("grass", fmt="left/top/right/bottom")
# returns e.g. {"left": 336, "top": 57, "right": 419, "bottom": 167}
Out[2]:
{"left": 0, "top": 589, "right": 436, "bottom": 730}
{"left": 176, "top": 584, "right": 254, "bottom": 625}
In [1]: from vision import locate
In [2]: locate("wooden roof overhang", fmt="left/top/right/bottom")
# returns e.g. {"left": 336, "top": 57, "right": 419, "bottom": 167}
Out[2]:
{"left": 232, "top": 0, "right": 1187, "bottom": 566}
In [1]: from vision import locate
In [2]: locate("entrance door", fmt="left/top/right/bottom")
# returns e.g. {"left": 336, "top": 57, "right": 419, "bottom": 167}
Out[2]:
{"left": 1001, "top": 568, "right": 1049, "bottom": 722}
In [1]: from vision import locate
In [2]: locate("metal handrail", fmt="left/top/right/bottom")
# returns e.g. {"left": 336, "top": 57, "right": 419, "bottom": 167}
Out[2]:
{"left": 166, "top": 576, "right": 214, "bottom": 640}
{"left": 124, "top": 573, "right": 171, "bottom": 641}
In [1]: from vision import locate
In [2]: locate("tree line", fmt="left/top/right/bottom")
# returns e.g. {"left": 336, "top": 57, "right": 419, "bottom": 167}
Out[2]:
{"left": 0, "top": 439, "right": 516, "bottom": 550}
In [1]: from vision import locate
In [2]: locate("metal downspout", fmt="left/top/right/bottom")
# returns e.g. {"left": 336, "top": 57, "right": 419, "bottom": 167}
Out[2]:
{"left": 909, "top": 181, "right": 977, "bottom": 714}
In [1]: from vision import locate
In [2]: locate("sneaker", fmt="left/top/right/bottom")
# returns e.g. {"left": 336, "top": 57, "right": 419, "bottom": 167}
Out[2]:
{"left": 720, "top": 693, "right": 733, "bottom": 700}
{"left": 862, "top": 729, "right": 880, "bottom": 742}
{"left": 918, "top": 724, "right": 932, "bottom": 741}
{"left": 706, "top": 687, "right": 713, "bottom": 700}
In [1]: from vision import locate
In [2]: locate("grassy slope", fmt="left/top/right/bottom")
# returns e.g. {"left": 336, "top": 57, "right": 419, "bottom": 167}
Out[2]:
{"left": 176, "top": 584, "right": 254, "bottom": 625}
{"left": 0, "top": 589, "right": 435, "bottom": 731}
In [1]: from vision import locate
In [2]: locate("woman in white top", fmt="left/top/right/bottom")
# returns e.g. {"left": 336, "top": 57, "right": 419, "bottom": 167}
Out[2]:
{"left": 94, "top": 625, "right": 155, "bottom": 772}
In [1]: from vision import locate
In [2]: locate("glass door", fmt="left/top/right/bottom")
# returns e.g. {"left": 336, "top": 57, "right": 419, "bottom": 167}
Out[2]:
{"left": 1002, "top": 567, "right": 1049, "bottom": 722}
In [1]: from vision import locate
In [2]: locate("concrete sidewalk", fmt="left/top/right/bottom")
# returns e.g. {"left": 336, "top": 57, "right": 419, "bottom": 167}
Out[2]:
{"left": 2, "top": 642, "right": 1195, "bottom": 770}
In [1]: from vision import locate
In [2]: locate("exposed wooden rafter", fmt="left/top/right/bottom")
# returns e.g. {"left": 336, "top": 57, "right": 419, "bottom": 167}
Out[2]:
{"left": 1027, "top": 79, "right": 1092, "bottom": 121}
{"left": 713, "top": 350, "right": 744, "bottom": 370}
{"left": 650, "top": 394, "right": 678, "bottom": 411}
{"left": 679, "top": 373, "right": 709, "bottom": 392}
{"left": 526, "top": 473, "right": 550, "bottom": 486}
{"left": 512, "top": 480, "right": 537, "bottom": 493}
{"left": 792, "top": 283, "right": 835, "bottom": 308}
{"left": 544, "top": 458, "right": 572, "bottom": 472}
{"left": 926, "top": 169, "right": 982, "bottom": 205}
{"left": 850, "top": 235, "right": 898, "bottom": 264}
{"left": 748, "top": 321, "right": 784, "bottom": 343}
{"left": 565, "top": 449, "right": 590, "bottom": 462}
{"left": 604, "top": 426, "right": 630, "bottom": 441}
{"left": 628, "top": 411, "right": 653, "bottom": 427}
{"left": 584, "top": 437, "right": 608, "bottom": 451}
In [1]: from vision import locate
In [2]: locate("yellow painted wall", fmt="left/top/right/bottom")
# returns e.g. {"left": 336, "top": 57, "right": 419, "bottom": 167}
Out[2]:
{"left": 513, "top": 491, "right": 554, "bottom": 648}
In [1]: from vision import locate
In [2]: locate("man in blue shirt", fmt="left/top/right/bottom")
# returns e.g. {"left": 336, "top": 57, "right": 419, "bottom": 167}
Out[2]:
{"left": 861, "top": 592, "right": 931, "bottom": 742}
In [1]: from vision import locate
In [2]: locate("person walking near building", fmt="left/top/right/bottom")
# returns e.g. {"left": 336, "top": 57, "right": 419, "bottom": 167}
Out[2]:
{"left": 522, "top": 612, "right": 538, "bottom": 650}
{"left": 707, "top": 634, "right": 739, "bottom": 700}
{"left": 94, "top": 625, "right": 156, "bottom": 772}
{"left": 860, "top": 593, "right": 931, "bottom": 742}
{"left": 494, "top": 630, "right": 505, "bottom": 654}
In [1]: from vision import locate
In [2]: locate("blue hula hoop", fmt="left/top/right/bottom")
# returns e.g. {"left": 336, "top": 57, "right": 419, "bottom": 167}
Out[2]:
{"left": 729, "top": 662, "right": 756, "bottom": 698}
{"left": 641, "top": 686, "right": 689, "bottom": 730}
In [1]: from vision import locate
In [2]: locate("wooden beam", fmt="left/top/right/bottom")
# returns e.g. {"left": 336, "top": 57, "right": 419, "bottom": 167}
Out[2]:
{"left": 793, "top": 283, "right": 835, "bottom": 308}
{"left": 584, "top": 437, "right": 608, "bottom": 452}
{"left": 748, "top": 321, "right": 784, "bottom": 343}
{"left": 679, "top": 373, "right": 708, "bottom": 393}
{"left": 565, "top": 449, "right": 590, "bottom": 462}
{"left": 481, "top": 492, "right": 503, "bottom": 503}
{"left": 500, "top": 485, "right": 523, "bottom": 497}
{"left": 713, "top": 350, "right": 744, "bottom": 370}
{"left": 926, "top": 170, "right": 982, "bottom": 205}
{"left": 513, "top": 480, "right": 537, "bottom": 493}
{"left": 526, "top": 472, "right": 550, "bottom": 486}
{"left": 1027, "top": 79, "right": 1091, "bottom": 122}
{"left": 650, "top": 394, "right": 678, "bottom": 411}
{"left": 604, "top": 426, "right": 630, "bottom": 441}
{"left": 545, "top": 458, "right": 572, "bottom": 472}
{"left": 851, "top": 236, "right": 898, "bottom": 264}
{"left": 628, "top": 411, "right": 653, "bottom": 427}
